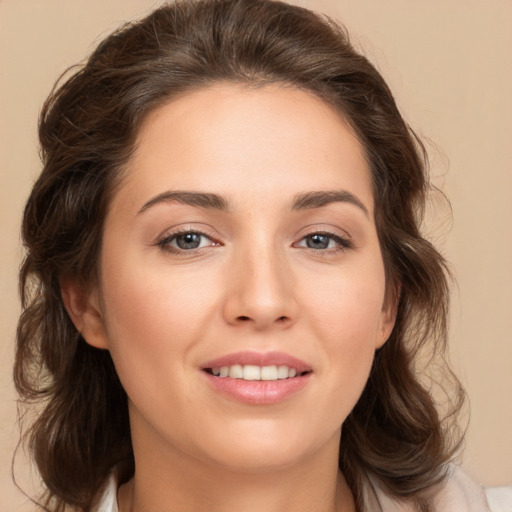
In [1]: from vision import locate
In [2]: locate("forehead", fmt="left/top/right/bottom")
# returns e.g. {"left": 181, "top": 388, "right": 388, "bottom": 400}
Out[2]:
{"left": 114, "top": 83, "right": 373, "bottom": 213}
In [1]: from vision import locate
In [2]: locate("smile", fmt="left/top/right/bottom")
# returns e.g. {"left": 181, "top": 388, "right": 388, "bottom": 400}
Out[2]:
{"left": 206, "top": 364, "right": 309, "bottom": 381}
{"left": 201, "top": 351, "right": 312, "bottom": 405}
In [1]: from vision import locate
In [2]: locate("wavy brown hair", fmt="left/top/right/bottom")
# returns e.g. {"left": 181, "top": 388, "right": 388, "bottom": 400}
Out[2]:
{"left": 14, "top": 0, "right": 464, "bottom": 510}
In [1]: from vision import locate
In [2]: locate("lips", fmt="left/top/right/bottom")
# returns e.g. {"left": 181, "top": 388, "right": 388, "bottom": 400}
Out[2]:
{"left": 201, "top": 351, "right": 312, "bottom": 405}
{"left": 202, "top": 351, "right": 312, "bottom": 373}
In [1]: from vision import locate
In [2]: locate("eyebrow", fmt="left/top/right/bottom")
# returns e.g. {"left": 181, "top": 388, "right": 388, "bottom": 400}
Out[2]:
{"left": 291, "top": 190, "right": 369, "bottom": 217}
{"left": 138, "top": 191, "right": 230, "bottom": 214}
{"left": 138, "top": 189, "right": 369, "bottom": 217}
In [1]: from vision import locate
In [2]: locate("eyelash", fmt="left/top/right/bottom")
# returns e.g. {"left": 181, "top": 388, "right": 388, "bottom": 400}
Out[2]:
{"left": 156, "top": 229, "right": 354, "bottom": 254}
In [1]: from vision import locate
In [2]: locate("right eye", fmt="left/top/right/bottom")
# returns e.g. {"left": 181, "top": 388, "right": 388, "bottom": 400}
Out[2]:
{"left": 294, "top": 231, "right": 353, "bottom": 252}
{"left": 157, "top": 230, "right": 217, "bottom": 252}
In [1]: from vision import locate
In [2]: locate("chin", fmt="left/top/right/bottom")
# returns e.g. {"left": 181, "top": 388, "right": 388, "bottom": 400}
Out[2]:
{"left": 193, "top": 419, "right": 340, "bottom": 473}
{"left": 205, "top": 445, "right": 311, "bottom": 474}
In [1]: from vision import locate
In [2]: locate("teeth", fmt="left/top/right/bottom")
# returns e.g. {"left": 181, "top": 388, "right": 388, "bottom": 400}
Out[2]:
{"left": 229, "top": 364, "right": 243, "bottom": 379}
{"left": 243, "top": 365, "right": 260, "bottom": 380}
{"left": 210, "top": 365, "right": 302, "bottom": 381}
{"left": 277, "top": 365, "right": 289, "bottom": 379}
{"left": 261, "top": 366, "right": 277, "bottom": 380}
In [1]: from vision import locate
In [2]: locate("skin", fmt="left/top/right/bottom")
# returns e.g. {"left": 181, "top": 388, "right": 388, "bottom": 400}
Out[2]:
{"left": 63, "top": 83, "right": 397, "bottom": 512}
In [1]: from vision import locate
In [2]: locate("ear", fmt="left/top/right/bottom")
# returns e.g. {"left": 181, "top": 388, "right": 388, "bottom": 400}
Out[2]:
{"left": 376, "top": 283, "right": 400, "bottom": 349}
{"left": 60, "top": 277, "right": 109, "bottom": 350}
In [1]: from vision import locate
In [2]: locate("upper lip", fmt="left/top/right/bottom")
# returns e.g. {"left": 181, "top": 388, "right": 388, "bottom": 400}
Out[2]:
{"left": 202, "top": 351, "right": 312, "bottom": 372}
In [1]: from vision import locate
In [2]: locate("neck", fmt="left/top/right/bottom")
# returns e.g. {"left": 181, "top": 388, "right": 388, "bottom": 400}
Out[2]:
{"left": 118, "top": 422, "right": 355, "bottom": 512}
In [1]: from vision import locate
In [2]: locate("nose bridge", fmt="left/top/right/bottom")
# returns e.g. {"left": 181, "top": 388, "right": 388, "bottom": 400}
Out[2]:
{"left": 224, "top": 231, "right": 296, "bottom": 329}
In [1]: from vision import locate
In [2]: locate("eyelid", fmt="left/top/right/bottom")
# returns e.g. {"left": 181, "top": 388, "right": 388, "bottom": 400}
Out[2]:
{"left": 297, "top": 224, "right": 353, "bottom": 241}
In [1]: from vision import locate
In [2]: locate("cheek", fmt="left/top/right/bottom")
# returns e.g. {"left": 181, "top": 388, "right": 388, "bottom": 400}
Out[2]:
{"left": 101, "top": 256, "right": 214, "bottom": 338}
{"left": 97, "top": 255, "right": 219, "bottom": 395}
{"left": 301, "top": 262, "right": 385, "bottom": 407}
{"left": 97, "top": 266, "right": 223, "bottom": 450}
{"left": 304, "top": 262, "right": 385, "bottom": 341}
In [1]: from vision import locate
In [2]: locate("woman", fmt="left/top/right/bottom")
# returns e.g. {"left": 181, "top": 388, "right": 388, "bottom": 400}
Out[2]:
{"left": 13, "top": 0, "right": 500, "bottom": 510}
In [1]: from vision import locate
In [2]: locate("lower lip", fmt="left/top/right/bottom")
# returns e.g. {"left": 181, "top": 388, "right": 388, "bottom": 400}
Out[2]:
{"left": 203, "top": 372, "right": 311, "bottom": 405}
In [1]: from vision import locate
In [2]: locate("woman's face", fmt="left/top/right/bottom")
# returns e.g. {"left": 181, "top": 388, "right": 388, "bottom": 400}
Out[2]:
{"left": 79, "top": 84, "right": 395, "bottom": 471}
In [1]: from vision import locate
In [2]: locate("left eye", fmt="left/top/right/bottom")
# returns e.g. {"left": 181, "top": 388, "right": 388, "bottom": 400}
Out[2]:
{"left": 159, "top": 231, "right": 214, "bottom": 251}
{"left": 296, "top": 233, "right": 349, "bottom": 250}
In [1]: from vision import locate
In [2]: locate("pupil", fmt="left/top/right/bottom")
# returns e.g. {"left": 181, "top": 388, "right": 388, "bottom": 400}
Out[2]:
{"left": 177, "top": 233, "right": 201, "bottom": 249}
{"left": 307, "top": 234, "right": 329, "bottom": 249}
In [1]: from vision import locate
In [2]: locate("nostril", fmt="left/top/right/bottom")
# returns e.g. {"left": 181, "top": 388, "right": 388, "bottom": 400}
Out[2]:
{"left": 236, "top": 315, "right": 289, "bottom": 323}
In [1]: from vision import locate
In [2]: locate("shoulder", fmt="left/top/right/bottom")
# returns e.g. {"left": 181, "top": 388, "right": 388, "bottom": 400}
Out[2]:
{"left": 484, "top": 485, "right": 512, "bottom": 512}
{"left": 373, "top": 465, "right": 511, "bottom": 512}
{"left": 436, "top": 465, "right": 512, "bottom": 512}
{"left": 431, "top": 465, "right": 490, "bottom": 511}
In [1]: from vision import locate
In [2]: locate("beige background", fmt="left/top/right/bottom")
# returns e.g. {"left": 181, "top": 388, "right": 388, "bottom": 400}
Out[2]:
{"left": 1, "top": 0, "right": 511, "bottom": 509}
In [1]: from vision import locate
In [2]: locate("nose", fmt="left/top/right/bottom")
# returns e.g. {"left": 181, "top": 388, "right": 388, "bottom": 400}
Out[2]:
{"left": 222, "top": 242, "right": 298, "bottom": 331}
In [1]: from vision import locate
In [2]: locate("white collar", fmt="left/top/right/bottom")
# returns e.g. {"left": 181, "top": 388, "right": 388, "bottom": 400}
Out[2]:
{"left": 92, "top": 472, "right": 118, "bottom": 512}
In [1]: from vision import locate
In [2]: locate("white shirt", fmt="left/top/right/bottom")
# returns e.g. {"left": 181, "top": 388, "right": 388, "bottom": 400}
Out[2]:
{"left": 92, "top": 466, "right": 512, "bottom": 512}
